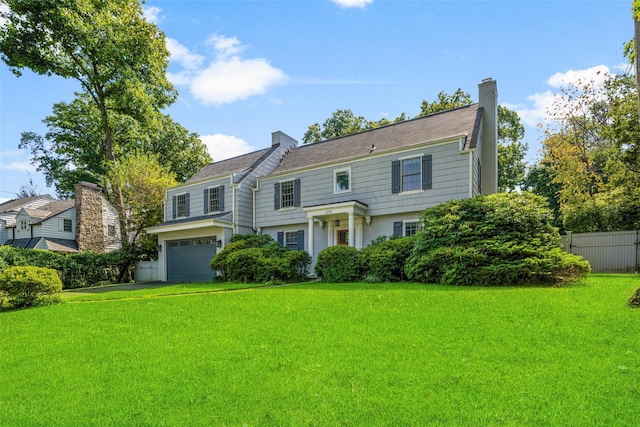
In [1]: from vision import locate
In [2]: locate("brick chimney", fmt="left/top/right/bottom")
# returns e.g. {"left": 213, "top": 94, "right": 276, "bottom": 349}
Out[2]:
{"left": 75, "top": 181, "right": 105, "bottom": 253}
{"left": 478, "top": 78, "right": 498, "bottom": 195}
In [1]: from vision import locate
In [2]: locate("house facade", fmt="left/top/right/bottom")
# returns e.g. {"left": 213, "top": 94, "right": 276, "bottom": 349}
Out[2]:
{"left": 1, "top": 182, "right": 121, "bottom": 253}
{"left": 148, "top": 79, "right": 498, "bottom": 282}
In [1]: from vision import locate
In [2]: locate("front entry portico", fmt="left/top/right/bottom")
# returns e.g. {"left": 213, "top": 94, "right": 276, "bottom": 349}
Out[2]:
{"left": 303, "top": 201, "right": 369, "bottom": 263}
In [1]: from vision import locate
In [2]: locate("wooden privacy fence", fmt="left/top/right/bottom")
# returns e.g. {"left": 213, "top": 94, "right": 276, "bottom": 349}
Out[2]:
{"left": 561, "top": 230, "right": 639, "bottom": 273}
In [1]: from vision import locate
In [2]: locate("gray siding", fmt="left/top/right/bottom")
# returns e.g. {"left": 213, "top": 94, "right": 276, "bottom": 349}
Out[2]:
{"left": 255, "top": 140, "right": 470, "bottom": 228}
{"left": 36, "top": 208, "right": 76, "bottom": 240}
{"left": 102, "top": 199, "right": 121, "bottom": 252}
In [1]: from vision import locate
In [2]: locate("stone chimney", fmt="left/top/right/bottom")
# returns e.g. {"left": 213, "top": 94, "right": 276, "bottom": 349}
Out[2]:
{"left": 75, "top": 181, "right": 105, "bottom": 253}
{"left": 478, "top": 78, "right": 498, "bottom": 195}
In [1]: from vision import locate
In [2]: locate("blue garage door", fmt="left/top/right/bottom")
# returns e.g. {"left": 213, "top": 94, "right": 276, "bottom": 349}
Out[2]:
{"left": 167, "top": 237, "right": 217, "bottom": 282}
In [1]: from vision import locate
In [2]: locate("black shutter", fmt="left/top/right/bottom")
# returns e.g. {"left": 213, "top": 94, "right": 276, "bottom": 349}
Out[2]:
{"left": 422, "top": 155, "right": 432, "bottom": 190}
{"left": 274, "top": 183, "right": 280, "bottom": 210}
{"left": 393, "top": 221, "right": 403, "bottom": 237}
{"left": 392, "top": 160, "right": 401, "bottom": 194}
{"left": 185, "top": 193, "right": 190, "bottom": 217}
{"left": 203, "top": 188, "right": 209, "bottom": 214}
{"left": 172, "top": 195, "right": 177, "bottom": 219}
{"left": 294, "top": 179, "right": 301, "bottom": 207}
{"left": 219, "top": 185, "right": 225, "bottom": 211}
{"left": 277, "top": 231, "right": 284, "bottom": 246}
{"left": 297, "top": 229, "right": 305, "bottom": 251}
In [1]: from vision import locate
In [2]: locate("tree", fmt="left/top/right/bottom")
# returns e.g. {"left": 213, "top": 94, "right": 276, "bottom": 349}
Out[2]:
{"left": 418, "top": 88, "right": 472, "bottom": 116}
{"left": 302, "top": 109, "right": 409, "bottom": 144}
{"left": 103, "top": 151, "right": 177, "bottom": 257}
{"left": 497, "top": 105, "right": 528, "bottom": 191}
{"left": 15, "top": 175, "right": 41, "bottom": 198}
{"left": 0, "top": 0, "right": 209, "bottom": 248}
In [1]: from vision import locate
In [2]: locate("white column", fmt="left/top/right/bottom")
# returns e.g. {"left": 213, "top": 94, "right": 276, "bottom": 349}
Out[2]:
{"left": 348, "top": 213, "right": 355, "bottom": 247}
{"left": 308, "top": 217, "right": 314, "bottom": 260}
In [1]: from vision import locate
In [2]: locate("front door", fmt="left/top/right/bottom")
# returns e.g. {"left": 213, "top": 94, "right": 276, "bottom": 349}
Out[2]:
{"left": 337, "top": 230, "right": 349, "bottom": 245}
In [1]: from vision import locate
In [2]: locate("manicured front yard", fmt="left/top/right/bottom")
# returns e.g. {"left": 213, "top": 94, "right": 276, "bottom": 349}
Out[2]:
{"left": 1, "top": 275, "right": 638, "bottom": 425}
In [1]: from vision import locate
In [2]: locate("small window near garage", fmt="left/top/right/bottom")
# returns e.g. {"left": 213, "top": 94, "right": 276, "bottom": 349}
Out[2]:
{"left": 177, "top": 194, "right": 187, "bottom": 217}
{"left": 334, "top": 168, "right": 351, "bottom": 193}
{"left": 205, "top": 186, "right": 224, "bottom": 214}
{"left": 108, "top": 225, "right": 116, "bottom": 237}
{"left": 63, "top": 218, "right": 73, "bottom": 232}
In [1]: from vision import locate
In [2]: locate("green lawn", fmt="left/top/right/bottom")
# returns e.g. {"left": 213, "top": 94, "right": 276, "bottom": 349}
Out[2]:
{"left": 1, "top": 275, "right": 639, "bottom": 426}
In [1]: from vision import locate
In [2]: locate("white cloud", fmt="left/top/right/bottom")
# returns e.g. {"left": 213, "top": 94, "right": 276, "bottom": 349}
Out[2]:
{"left": 0, "top": 4, "right": 10, "bottom": 26}
{"left": 547, "top": 65, "right": 610, "bottom": 89}
{"left": 166, "top": 38, "right": 205, "bottom": 70}
{"left": 142, "top": 6, "right": 162, "bottom": 23}
{"left": 168, "top": 34, "right": 288, "bottom": 105}
{"left": 200, "top": 134, "right": 256, "bottom": 161}
{"left": 331, "top": 0, "right": 373, "bottom": 8}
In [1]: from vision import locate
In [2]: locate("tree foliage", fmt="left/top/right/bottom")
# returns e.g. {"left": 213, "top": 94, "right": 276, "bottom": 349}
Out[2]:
{"left": 538, "top": 72, "right": 640, "bottom": 232}
{"left": 418, "top": 88, "right": 472, "bottom": 116}
{"left": 103, "top": 151, "right": 177, "bottom": 256}
{"left": 405, "top": 192, "right": 590, "bottom": 286}
{"left": 302, "top": 109, "right": 408, "bottom": 144}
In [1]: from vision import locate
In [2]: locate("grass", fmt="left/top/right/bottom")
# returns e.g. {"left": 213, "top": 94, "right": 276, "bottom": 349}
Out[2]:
{"left": 1, "top": 274, "right": 639, "bottom": 426}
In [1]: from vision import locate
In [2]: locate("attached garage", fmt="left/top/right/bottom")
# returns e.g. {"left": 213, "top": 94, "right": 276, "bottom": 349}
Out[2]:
{"left": 166, "top": 237, "right": 217, "bottom": 282}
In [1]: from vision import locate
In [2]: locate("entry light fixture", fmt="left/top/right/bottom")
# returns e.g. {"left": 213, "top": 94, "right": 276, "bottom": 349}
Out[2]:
{"left": 334, "top": 220, "right": 340, "bottom": 227}
{"left": 216, "top": 240, "right": 223, "bottom": 248}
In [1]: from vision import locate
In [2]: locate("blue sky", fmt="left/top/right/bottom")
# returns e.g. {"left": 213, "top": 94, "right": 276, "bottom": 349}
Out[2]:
{"left": 0, "top": 0, "right": 633, "bottom": 202}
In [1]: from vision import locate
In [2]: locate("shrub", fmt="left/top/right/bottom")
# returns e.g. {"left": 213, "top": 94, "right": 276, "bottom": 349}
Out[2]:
{"left": 360, "top": 236, "right": 416, "bottom": 282}
{"left": 210, "top": 234, "right": 310, "bottom": 283}
{"left": 405, "top": 192, "right": 590, "bottom": 286}
{"left": 315, "top": 246, "right": 361, "bottom": 282}
{"left": 0, "top": 246, "right": 128, "bottom": 289}
{"left": 0, "top": 266, "right": 63, "bottom": 308}
{"left": 628, "top": 287, "right": 640, "bottom": 308}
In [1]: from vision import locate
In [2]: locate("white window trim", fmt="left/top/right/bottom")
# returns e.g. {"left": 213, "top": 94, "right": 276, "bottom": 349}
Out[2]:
{"left": 333, "top": 167, "right": 352, "bottom": 194}
{"left": 399, "top": 155, "right": 423, "bottom": 194}
{"left": 207, "top": 185, "right": 221, "bottom": 214}
{"left": 279, "top": 179, "right": 296, "bottom": 210}
{"left": 403, "top": 219, "right": 421, "bottom": 237}
{"left": 176, "top": 192, "right": 188, "bottom": 218}
{"left": 284, "top": 231, "right": 299, "bottom": 250}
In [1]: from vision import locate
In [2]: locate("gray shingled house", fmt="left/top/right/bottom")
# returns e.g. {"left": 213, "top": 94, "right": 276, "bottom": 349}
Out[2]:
{"left": 148, "top": 79, "right": 498, "bottom": 282}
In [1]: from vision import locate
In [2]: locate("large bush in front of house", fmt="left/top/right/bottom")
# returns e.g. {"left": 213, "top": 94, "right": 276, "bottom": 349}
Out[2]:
{"left": 0, "top": 246, "right": 132, "bottom": 289}
{"left": 405, "top": 192, "right": 590, "bottom": 286}
{"left": 314, "top": 245, "right": 362, "bottom": 282}
{"left": 359, "top": 236, "right": 416, "bottom": 283}
{"left": 0, "top": 266, "right": 63, "bottom": 309}
{"left": 210, "top": 234, "right": 310, "bottom": 283}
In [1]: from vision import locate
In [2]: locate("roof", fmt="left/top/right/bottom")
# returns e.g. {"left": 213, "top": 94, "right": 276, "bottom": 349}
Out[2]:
{"left": 3, "top": 238, "right": 79, "bottom": 252}
{"left": 31, "top": 200, "right": 75, "bottom": 224}
{"left": 0, "top": 195, "right": 55, "bottom": 214}
{"left": 186, "top": 145, "right": 279, "bottom": 184}
{"left": 273, "top": 104, "right": 481, "bottom": 175}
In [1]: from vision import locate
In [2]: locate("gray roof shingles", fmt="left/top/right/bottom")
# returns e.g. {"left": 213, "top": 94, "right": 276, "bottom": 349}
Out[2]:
{"left": 273, "top": 104, "right": 480, "bottom": 175}
{"left": 186, "top": 146, "right": 278, "bottom": 184}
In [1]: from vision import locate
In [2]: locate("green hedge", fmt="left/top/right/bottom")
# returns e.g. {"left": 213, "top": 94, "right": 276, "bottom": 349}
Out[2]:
{"left": 210, "top": 234, "right": 310, "bottom": 283}
{"left": 0, "top": 266, "right": 63, "bottom": 308}
{"left": 405, "top": 192, "right": 590, "bottom": 286}
{"left": 315, "top": 245, "right": 362, "bottom": 283}
{"left": 0, "top": 246, "right": 132, "bottom": 289}
{"left": 359, "top": 237, "right": 415, "bottom": 283}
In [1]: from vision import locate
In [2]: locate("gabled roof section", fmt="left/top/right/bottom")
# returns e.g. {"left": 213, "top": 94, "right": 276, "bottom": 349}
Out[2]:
{"left": 0, "top": 195, "right": 55, "bottom": 214}
{"left": 28, "top": 200, "right": 75, "bottom": 224}
{"left": 186, "top": 146, "right": 279, "bottom": 184}
{"left": 273, "top": 104, "right": 480, "bottom": 175}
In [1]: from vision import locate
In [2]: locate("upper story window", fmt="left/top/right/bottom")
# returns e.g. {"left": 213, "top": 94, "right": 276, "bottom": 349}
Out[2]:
{"left": 334, "top": 167, "right": 351, "bottom": 193}
{"left": 204, "top": 186, "right": 225, "bottom": 214}
{"left": 274, "top": 179, "right": 300, "bottom": 210}
{"left": 63, "top": 219, "right": 72, "bottom": 232}
{"left": 172, "top": 193, "right": 190, "bottom": 219}
{"left": 401, "top": 158, "right": 421, "bottom": 192}
{"left": 392, "top": 154, "right": 432, "bottom": 194}
{"left": 20, "top": 220, "right": 28, "bottom": 230}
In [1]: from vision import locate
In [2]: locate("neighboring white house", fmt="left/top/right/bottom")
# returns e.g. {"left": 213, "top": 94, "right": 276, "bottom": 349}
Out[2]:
{"left": 1, "top": 182, "right": 121, "bottom": 253}
{"left": 147, "top": 79, "right": 498, "bottom": 282}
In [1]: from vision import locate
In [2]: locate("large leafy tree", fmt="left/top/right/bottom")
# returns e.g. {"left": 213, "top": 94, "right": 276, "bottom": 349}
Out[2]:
{"left": 303, "top": 89, "right": 527, "bottom": 192}
{"left": 0, "top": 0, "right": 210, "bottom": 247}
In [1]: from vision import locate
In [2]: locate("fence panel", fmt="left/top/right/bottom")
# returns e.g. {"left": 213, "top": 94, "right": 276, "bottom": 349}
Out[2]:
{"left": 135, "top": 261, "right": 159, "bottom": 282}
{"left": 563, "top": 230, "right": 638, "bottom": 273}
